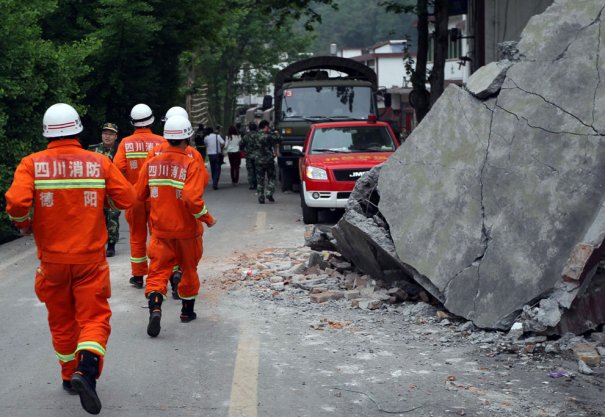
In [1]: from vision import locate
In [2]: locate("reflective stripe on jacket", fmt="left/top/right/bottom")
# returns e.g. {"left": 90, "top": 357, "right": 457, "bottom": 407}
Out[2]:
{"left": 135, "top": 146, "right": 206, "bottom": 239}
{"left": 146, "top": 142, "right": 209, "bottom": 188}
{"left": 113, "top": 128, "right": 165, "bottom": 184}
{"left": 5, "top": 139, "right": 136, "bottom": 263}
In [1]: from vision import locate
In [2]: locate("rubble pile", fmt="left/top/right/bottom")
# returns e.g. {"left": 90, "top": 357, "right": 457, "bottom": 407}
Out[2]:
{"left": 220, "top": 247, "right": 434, "bottom": 310}
{"left": 219, "top": 247, "right": 605, "bottom": 376}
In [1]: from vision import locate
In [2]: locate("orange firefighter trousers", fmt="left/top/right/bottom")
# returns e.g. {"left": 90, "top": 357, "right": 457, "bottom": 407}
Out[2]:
{"left": 35, "top": 261, "right": 112, "bottom": 381}
{"left": 145, "top": 235, "right": 203, "bottom": 299}
{"left": 125, "top": 199, "right": 151, "bottom": 276}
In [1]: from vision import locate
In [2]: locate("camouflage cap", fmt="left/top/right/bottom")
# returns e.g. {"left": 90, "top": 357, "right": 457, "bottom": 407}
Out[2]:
{"left": 102, "top": 122, "right": 118, "bottom": 133}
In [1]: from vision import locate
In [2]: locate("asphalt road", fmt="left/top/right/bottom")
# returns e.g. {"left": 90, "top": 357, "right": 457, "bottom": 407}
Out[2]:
{"left": 1, "top": 162, "right": 604, "bottom": 417}
{"left": 0, "top": 162, "right": 308, "bottom": 417}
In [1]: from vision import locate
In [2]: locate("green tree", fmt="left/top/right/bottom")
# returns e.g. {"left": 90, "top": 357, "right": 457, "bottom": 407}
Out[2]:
{"left": 40, "top": 0, "right": 223, "bottom": 144}
{"left": 0, "top": 0, "right": 97, "bottom": 242}
{"left": 302, "top": 0, "right": 418, "bottom": 55}
{"left": 381, "top": 0, "right": 449, "bottom": 123}
{"left": 196, "top": 1, "right": 313, "bottom": 128}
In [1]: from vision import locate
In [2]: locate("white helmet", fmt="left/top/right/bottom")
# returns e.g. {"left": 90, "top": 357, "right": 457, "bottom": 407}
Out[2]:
{"left": 162, "top": 106, "right": 188, "bottom": 122}
{"left": 42, "top": 103, "right": 84, "bottom": 138}
{"left": 130, "top": 103, "right": 154, "bottom": 127}
{"left": 164, "top": 115, "right": 193, "bottom": 140}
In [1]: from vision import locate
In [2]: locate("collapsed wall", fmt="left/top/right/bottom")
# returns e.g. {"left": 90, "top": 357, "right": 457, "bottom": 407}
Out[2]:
{"left": 367, "top": 0, "right": 605, "bottom": 331}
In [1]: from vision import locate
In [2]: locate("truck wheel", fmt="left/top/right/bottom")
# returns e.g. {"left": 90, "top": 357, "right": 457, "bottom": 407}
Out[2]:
{"left": 280, "top": 167, "right": 293, "bottom": 192}
{"left": 301, "top": 192, "right": 318, "bottom": 224}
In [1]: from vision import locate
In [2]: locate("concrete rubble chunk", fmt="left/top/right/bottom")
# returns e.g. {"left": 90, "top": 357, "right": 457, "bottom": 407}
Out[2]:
{"left": 374, "top": 0, "right": 605, "bottom": 332}
{"left": 304, "top": 224, "right": 338, "bottom": 252}
{"left": 310, "top": 290, "right": 344, "bottom": 303}
{"left": 466, "top": 60, "right": 513, "bottom": 99}
{"left": 572, "top": 343, "right": 600, "bottom": 367}
{"left": 307, "top": 251, "right": 329, "bottom": 270}
{"left": 577, "top": 360, "right": 594, "bottom": 375}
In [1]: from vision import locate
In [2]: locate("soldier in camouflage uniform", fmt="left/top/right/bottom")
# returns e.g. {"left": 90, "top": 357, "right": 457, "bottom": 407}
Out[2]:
{"left": 240, "top": 122, "right": 259, "bottom": 190}
{"left": 89, "top": 122, "right": 121, "bottom": 257}
{"left": 253, "top": 120, "right": 281, "bottom": 204}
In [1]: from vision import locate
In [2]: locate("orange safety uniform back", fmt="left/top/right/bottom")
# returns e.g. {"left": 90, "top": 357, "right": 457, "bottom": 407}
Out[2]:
{"left": 5, "top": 139, "right": 136, "bottom": 264}
{"left": 136, "top": 147, "right": 208, "bottom": 239}
{"left": 146, "top": 142, "right": 209, "bottom": 188}
{"left": 113, "top": 128, "right": 165, "bottom": 184}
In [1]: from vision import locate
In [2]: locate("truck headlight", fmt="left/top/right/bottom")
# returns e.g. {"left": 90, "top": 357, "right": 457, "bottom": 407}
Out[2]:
{"left": 306, "top": 166, "right": 328, "bottom": 180}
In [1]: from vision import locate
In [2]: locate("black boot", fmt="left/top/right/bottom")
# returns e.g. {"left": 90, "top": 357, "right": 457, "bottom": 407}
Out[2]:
{"left": 129, "top": 276, "right": 143, "bottom": 289}
{"left": 147, "top": 291, "right": 163, "bottom": 337}
{"left": 258, "top": 195, "right": 265, "bottom": 204}
{"left": 169, "top": 270, "right": 182, "bottom": 300}
{"left": 266, "top": 195, "right": 275, "bottom": 202}
{"left": 180, "top": 299, "right": 197, "bottom": 323}
{"left": 70, "top": 350, "right": 102, "bottom": 415}
{"left": 62, "top": 380, "right": 78, "bottom": 395}
{"left": 106, "top": 242, "right": 115, "bottom": 257}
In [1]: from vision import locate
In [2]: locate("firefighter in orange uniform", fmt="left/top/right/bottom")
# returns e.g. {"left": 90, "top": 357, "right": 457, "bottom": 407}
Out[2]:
{"left": 150, "top": 106, "right": 210, "bottom": 299}
{"left": 135, "top": 115, "right": 215, "bottom": 337}
{"left": 5, "top": 103, "right": 136, "bottom": 415}
{"left": 113, "top": 103, "right": 165, "bottom": 289}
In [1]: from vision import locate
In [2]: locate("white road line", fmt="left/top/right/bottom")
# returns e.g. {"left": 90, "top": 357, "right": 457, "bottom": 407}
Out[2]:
{"left": 227, "top": 325, "right": 260, "bottom": 417}
{"left": 0, "top": 246, "right": 36, "bottom": 273}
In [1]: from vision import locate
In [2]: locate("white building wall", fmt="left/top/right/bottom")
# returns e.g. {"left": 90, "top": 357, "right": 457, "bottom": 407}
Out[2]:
{"left": 339, "top": 49, "right": 362, "bottom": 58}
{"left": 376, "top": 57, "right": 406, "bottom": 89}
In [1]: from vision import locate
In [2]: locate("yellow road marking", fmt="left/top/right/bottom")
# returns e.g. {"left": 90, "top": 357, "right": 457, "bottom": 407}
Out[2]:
{"left": 255, "top": 211, "right": 266, "bottom": 230}
{"left": 228, "top": 325, "right": 260, "bottom": 417}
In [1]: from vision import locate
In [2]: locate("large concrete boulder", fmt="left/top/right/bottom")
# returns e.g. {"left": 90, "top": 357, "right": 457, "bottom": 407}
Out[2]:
{"left": 332, "top": 166, "right": 429, "bottom": 292}
{"left": 378, "top": 0, "right": 605, "bottom": 330}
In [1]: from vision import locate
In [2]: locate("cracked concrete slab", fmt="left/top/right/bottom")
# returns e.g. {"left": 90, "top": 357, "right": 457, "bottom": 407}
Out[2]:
{"left": 377, "top": 0, "right": 605, "bottom": 330}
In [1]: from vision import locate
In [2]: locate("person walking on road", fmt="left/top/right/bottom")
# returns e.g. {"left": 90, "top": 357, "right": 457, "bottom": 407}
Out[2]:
{"left": 204, "top": 127, "right": 224, "bottom": 190}
{"left": 148, "top": 107, "right": 210, "bottom": 300}
{"left": 240, "top": 122, "right": 259, "bottom": 190}
{"left": 89, "top": 122, "right": 121, "bottom": 257}
{"left": 224, "top": 125, "right": 242, "bottom": 185}
{"left": 5, "top": 103, "right": 136, "bottom": 415}
{"left": 136, "top": 115, "right": 216, "bottom": 337}
{"left": 254, "top": 120, "right": 280, "bottom": 204}
{"left": 113, "top": 104, "right": 165, "bottom": 289}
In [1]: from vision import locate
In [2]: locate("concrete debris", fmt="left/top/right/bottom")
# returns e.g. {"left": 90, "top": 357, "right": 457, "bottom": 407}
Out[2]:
{"left": 572, "top": 343, "right": 600, "bottom": 367}
{"left": 577, "top": 360, "right": 594, "bottom": 375}
{"left": 220, "top": 246, "right": 605, "bottom": 371}
{"left": 310, "top": 318, "right": 352, "bottom": 331}
{"left": 519, "top": 298, "right": 562, "bottom": 333}
{"left": 366, "top": 0, "right": 605, "bottom": 332}
{"left": 303, "top": 224, "right": 337, "bottom": 252}
{"left": 497, "top": 41, "right": 523, "bottom": 61}
{"left": 465, "top": 60, "right": 513, "bottom": 99}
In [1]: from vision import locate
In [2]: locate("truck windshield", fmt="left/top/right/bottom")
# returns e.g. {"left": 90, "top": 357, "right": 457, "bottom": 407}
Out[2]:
{"left": 310, "top": 126, "right": 396, "bottom": 154}
{"left": 281, "top": 86, "right": 372, "bottom": 120}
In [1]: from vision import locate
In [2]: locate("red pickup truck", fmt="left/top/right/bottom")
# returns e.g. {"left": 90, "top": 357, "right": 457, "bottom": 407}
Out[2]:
{"left": 299, "top": 118, "right": 400, "bottom": 223}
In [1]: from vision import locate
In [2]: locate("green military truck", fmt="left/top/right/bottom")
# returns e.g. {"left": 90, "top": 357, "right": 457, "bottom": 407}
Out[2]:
{"left": 273, "top": 56, "right": 379, "bottom": 192}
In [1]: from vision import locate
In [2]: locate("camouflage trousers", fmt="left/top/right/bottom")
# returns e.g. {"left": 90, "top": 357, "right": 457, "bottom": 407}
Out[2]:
{"left": 246, "top": 157, "right": 257, "bottom": 188}
{"left": 256, "top": 162, "right": 276, "bottom": 197}
{"left": 104, "top": 208, "right": 121, "bottom": 244}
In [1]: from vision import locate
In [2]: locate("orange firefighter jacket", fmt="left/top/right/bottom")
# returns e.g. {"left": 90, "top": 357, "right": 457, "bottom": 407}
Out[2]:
{"left": 113, "top": 128, "right": 165, "bottom": 184}
{"left": 135, "top": 146, "right": 208, "bottom": 239}
{"left": 146, "top": 142, "right": 210, "bottom": 188}
{"left": 5, "top": 139, "right": 136, "bottom": 264}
